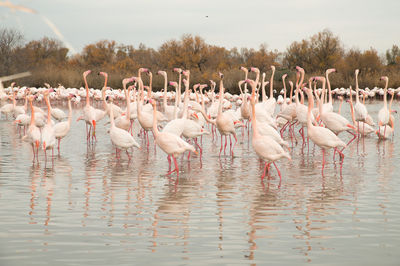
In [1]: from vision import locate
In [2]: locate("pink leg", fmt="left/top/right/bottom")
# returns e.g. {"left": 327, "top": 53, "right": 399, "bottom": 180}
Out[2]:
{"left": 273, "top": 162, "right": 282, "bottom": 181}
{"left": 219, "top": 135, "right": 223, "bottom": 156}
{"left": 261, "top": 162, "right": 268, "bottom": 180}
{"left": 231, "top": 133, "right": 237, "bottom": 157}
{"left": 224, "top": 135, "right": 227, "bottom": 155}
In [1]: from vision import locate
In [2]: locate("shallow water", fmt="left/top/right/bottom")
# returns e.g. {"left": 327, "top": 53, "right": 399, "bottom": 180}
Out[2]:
{"left": 0, "top": 100, "right": 399, "bottom": 265}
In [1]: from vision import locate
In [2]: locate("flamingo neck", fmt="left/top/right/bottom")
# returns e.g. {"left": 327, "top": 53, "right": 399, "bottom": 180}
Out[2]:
{"left": 45, "top": 96, "right": 52, "bottom": 125}
{"left": 109, "top": 102, "right": 115, "bottom": 128}
{"left": 67, "top": 99, "right": 72, "bottom": 125}
{"left": 217, "top": 80, "right": 224, "bottom": 115}
{"left": 355, "top": 73, "right": 360, "bottom": 103}
{"left": 126, "top": 87, "right": 131, "bottom": 118}
{"left": 84, "top": 76, "right": 90, "bottom": 107}
{"left": 262, "top": 74, "right": 267, "bottom": 102}
{"left": 326, "top": 73, "right": 333, "bottom": 104}
{"left": 152, "top": 103, "right": 159, "bottom": 137}
{"left": 270, "top": 68, "right": 275, "bottom": 98}
{"left": 29, "top": 101, "right": 35, "bottom": 126}
{"left": 306, "top": 91, "right": 314, "bottom": 129}
{"left": 163, "top": 75, "right": 168, "bottom": 108}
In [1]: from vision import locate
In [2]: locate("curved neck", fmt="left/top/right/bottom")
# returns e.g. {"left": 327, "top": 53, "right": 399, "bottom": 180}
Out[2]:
{"left": 289, "top": 82, "right": 294, "bottom": 104}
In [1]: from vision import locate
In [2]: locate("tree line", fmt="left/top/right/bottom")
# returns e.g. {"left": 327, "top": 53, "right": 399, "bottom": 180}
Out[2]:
{"left": 1, "top": 28, "right": 399, "bottom": 94}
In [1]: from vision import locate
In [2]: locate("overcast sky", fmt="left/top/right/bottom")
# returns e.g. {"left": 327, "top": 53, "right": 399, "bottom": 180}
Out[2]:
{"left": 1, "top": 0, "right": 399, "bottom": 56}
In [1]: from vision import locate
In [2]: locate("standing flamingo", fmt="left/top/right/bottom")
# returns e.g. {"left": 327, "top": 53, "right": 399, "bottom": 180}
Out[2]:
{"left": 377, "top": 76, "right": 390, "bottom": 138}
{"left": 246, "top": 79, "right": 291, "bottom": 181}
{"left": 305, "top": 77, "right": 346, "bottom": 170}
{"left": 22, "top": 95, "right": 41, "bottom": 163}
{"left": 215, "top": 73, "right": 237, "bottom": 157}
{"left": 42, "top": 91, "right": 56, "bottom": 162}
{"left": 108, "top": 99, "right": 140, "bottom": 159}
{"left": 54, "top": 94, "right": 74, "bottom": 153}
{"left": 79, "top": 70, "right": 96, "bottom": 143}
{"left": 150, "top": 99, "right": 196, "bottom": 177}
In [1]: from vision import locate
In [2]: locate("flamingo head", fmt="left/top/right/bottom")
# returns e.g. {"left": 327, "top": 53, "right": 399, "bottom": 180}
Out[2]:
{"left": 326, "top": 68, "right": 336, "bottom": 75}
{"left": 122, "top": 77, "right": 134, "bottom": 87}
{"left": 173, "top": 67, "right": 182, "bottom": 73}
{"left": 271, "top": 65, "right": 275, "bottom": 71}
{"left": 168, "top": 81, "right": 178, "bottom": 88}
{"left": 193, "top": 83, "right": 200, "bottom": 90}
{"left": 355, "top": 69, "right": 360, "bottom": 75}
{"left": 182, "top": 70, "right": 190, "bottom": 76}
{"left": 83, "top": 70, "right": 91, "bottom": 77}
{"left": 295, "top": 66, "right": 304, "bottom": 73}
{"left": 139, "top": 68, "right": 149, "bottom": 74}
{"left": 282, "top": 74, "right": 287, "bottom": 80}
{"left": 380, "top": 76, "right": 388, "bottom": 82}
{"left": 157, "top": 70, "right": 166, "bottom": 76}
{"left": 98, "top": 71, "right": 108, "bottom": 78}
{"left": 250, "top": 67, "right": 259, "bottom": 73}
{"left": 219, "top": 72, "right": 224, "bottom": 79}
{"left": 240, "top": 66, "right": 248, "bottom": 73}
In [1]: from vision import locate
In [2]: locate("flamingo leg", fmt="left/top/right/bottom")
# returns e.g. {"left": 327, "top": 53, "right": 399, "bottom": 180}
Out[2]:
{"left": 219, "top": 135, "right": 223, "bottom": 156}
{"left": 273, "top": 162, "right": 282, "bottom": 181}
{"left": 322, "top": 149, "right": 325, "bottom": 172}
{"left": 231, "top": 133, "right": 237, "bottom": 157}
{"left": 224, "top": 135, "right": 227, "bottom": 155}
{"left": 261, "top": 162, "right": 268, "bottom": 180}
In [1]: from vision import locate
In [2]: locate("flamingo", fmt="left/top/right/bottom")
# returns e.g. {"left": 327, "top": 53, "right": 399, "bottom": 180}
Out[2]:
{"left": 353, "top": 69, "right": 369, "bottom": 136}
{"left": 347, "top": 87, "right": 374, "bottom": 136}
{"left": 150, "top": 99, "right": 196, "bottom": 177}
{"left": 114, "top": 77, "right": 134, "bottom": 131}
{"left": 108, "top": 99, "right": 140, "bottom": 159}
{"left": 305, "top": 77, "right": 346, "bottom": 170}
{"left": 246, "top": 79, "right": 291, "bottom": 181}
{"left": 54, "top": 94, "right": 74, "bottom": 153}
{"left": 79, "top": 70, "right": 97, "bottom": 143}
{"left": 22, "top": 95, "right": 41, "bottom": 163}
{"left": 42, "top": 91, "right": 56, "bottom": 162}
{"left": 158, "top": 70, "right": 175, "bottom": 121}
{"left": 215, "top": 73, "right": 237, "bottom": 157}
{"left": 322, "top": 68, "right": 336, "bottom": 113}
{"left": 377, "top": 76, "right": 390, "bottom": 138}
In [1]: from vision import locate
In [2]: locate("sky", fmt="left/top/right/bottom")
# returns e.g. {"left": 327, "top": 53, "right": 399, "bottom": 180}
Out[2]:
{"left": 1, "top": 0, "right": 399, "bottom": 56}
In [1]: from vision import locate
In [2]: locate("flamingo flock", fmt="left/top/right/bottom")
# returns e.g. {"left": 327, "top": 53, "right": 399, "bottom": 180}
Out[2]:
{"left": 0, "top": 67, "right": 398, "bottom": 179}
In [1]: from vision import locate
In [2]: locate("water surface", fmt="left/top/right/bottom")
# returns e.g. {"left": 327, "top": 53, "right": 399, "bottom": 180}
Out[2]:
{"left": 0, "top": 100, "right": 399, "bottom": 265}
